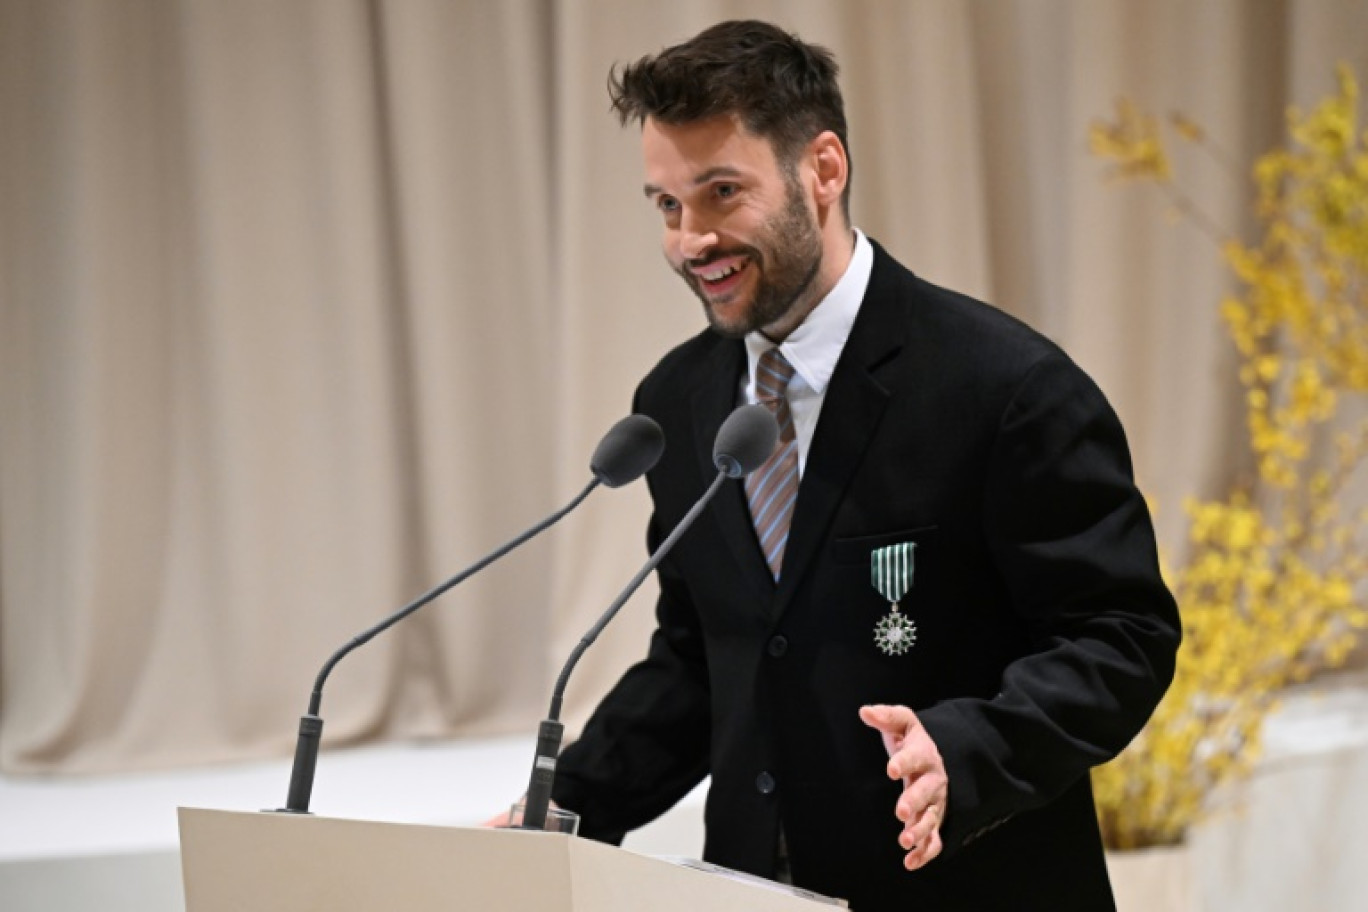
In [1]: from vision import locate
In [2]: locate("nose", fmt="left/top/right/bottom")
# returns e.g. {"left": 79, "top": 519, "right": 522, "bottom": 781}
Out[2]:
{"left": 677, "top": 209, "right": 718, "bottom": 262}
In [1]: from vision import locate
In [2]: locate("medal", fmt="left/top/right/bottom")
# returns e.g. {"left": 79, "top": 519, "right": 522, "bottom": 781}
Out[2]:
{"left": 871, "top": 542, "right": 917, "bottom": 655}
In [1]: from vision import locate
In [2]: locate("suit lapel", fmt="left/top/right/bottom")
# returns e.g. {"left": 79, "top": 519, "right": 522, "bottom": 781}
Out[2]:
{"left": 773, "top": 246, "right": 907, "bottom": 616}
{"left": 690, "top": 338, "right": 777, "bottom": 604}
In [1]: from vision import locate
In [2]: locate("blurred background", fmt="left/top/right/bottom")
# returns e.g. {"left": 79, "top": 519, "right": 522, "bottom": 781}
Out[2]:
{"left": 3, "top": 1, "right": 1367, "bottom": 909}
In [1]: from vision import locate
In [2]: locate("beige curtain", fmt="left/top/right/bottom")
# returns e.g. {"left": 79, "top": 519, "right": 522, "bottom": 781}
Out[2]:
{"left": 3, "top": 0, "right": 1366, "bottom": 775}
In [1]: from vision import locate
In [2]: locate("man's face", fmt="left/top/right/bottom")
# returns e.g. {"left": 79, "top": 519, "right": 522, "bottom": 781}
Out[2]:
{"left": 642, "top": 116, "right": 823, "bottom": 339}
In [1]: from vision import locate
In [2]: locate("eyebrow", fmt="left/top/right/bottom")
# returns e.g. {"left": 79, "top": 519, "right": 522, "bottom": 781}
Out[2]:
{"left": 643, "top": 166, "right": 745, "bottom": 198}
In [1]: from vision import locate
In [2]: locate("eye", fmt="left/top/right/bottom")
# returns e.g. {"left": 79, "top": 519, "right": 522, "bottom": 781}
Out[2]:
{"left": 715, "top": 183, "right": 739, "bottom": 200}
{"left": 656, "top": 195, "right": 680, "bottom": 214}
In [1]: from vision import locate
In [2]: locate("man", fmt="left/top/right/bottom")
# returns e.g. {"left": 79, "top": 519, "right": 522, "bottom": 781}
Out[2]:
{"left": 549, "top": 20, "right": 1179, "bottom": 911}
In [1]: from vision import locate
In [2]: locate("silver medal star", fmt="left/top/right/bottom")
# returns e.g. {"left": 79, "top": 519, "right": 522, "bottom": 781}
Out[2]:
{"left": 874, "top": 610, "right": 917, "bottom": 656}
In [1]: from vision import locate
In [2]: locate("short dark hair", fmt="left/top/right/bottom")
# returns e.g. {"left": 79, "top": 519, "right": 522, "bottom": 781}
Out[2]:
{"left": 608, "top": 20, "right": 852, "bottom": 214}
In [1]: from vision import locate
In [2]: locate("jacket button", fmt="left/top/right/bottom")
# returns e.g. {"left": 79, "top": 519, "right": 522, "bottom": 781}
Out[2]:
{"left": 767, "top": 635, "right": 788, "bottom": 657}
{"left": 756, "top": 771, "right": 776, "bottom": 795}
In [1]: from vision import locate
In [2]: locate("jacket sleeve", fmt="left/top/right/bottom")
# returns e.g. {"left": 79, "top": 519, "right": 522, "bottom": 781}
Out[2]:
{"left": 916, "top": 350, "right": 1181, "bottom": 853}
{"left": 550, "top": 508, "right": 713, "bottom": 844}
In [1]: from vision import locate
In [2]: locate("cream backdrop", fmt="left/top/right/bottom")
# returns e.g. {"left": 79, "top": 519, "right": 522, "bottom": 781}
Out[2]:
{"left": 2, "top": 0, "right": 1367, "bottom": 775}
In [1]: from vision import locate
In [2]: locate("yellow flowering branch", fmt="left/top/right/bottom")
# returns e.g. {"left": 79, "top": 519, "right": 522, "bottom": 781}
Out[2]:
{"left": 1088, "top": 100, "right": 1227, "bottom": 247}
{"left": 1089, "top": 65, "right": 1368, "bottom": 850}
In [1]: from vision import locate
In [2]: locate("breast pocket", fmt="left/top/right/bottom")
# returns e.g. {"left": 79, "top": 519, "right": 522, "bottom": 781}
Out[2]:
{"left": 830, "top": 525, "right": 938, "bottom": 566}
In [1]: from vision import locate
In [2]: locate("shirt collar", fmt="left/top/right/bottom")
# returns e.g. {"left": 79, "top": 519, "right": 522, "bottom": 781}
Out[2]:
{"left": 745, "top": 228, "right": 874, "bottom": 395}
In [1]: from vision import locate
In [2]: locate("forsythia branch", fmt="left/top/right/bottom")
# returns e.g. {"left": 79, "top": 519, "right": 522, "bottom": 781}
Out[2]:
{"left": 1089, "top": 64, "right": 1368, "bottom": 849}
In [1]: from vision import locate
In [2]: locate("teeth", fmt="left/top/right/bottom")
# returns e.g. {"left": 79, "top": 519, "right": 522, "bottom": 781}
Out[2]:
{"left": 701, "top": 263, "right": 741, "bottom": 282}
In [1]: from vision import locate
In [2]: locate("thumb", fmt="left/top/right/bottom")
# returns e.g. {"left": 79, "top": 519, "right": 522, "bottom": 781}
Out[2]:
{"left": 859, "top": 703, "right": 917, "bottom": 735}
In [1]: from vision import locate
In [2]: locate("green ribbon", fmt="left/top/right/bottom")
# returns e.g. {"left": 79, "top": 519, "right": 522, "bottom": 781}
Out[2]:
{"left": 871, "top": 541, "right": 916, "bottom": 605}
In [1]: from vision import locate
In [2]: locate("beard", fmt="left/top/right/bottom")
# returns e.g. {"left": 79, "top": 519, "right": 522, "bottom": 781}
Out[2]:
{"left": 675, "top": 177, "right": 824, "bottom": 339}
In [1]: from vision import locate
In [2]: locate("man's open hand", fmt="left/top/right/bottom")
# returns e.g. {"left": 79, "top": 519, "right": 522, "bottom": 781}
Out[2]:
{"left": 859, "top": 704, "right": 949, "bottom": 870}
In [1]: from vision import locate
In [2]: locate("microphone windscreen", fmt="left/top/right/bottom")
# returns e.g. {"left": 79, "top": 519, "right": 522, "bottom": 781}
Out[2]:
{"left": 713, "top": 404, "right": 779, "bottom": 478}
{"left": 591, "top": 414, "right": 666, "bottom": 487}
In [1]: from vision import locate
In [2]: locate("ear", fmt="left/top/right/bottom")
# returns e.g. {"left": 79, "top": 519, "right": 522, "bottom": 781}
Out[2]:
{"left": 807, "top": 131, "right": 848, "bottom": 213}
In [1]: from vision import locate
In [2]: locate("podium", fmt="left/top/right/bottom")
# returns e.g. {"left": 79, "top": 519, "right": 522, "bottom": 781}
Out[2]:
{"left": 178, "top": 807, "right": 844, "bottom": 911}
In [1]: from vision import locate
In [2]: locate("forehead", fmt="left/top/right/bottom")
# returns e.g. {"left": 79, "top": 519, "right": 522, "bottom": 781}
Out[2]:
{"left": 640, "top": 115, "right": 782, "bottom": 189}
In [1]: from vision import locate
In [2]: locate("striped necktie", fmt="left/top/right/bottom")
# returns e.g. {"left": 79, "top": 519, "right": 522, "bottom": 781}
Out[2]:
{"left": 745, "top": 348, "right": 800, "bottom": 579}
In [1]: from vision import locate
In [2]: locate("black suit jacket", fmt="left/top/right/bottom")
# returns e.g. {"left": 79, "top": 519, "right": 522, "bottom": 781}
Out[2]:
{"left": 553, "top": 240, "right": 1180, "bottom": 911}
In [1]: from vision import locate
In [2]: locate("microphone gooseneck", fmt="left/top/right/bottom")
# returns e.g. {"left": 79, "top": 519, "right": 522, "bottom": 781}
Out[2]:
{"left": 519, "top": 404, "right": 780, "bottom": 831}
{"left": 279, "top": 414, "right": 664, "bottom": 814}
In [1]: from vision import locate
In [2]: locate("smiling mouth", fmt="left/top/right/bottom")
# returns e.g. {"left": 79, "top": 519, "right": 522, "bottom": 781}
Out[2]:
{"left": 692, "top": 257, "right": 750, "bottom": 295}
{"left": 699, "top": 261, "right": 743, "bottom": 282}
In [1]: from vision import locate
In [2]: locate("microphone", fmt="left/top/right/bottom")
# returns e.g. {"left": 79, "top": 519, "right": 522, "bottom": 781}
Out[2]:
{"left": 279, "top": 414, "right": 664, "bottom": 814}
{"left": 591, "top": 412, "right": 667, "bottom": 488}
{"left": 712, "top": 403, "right": 780, "bottom": 478}
{"left": 519, "top": 403, "right": 779, "bottom": 830}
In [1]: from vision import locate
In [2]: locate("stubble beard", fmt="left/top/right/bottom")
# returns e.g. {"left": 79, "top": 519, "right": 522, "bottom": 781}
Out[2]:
{"left": 677, "top": 178, "right": 824, "bottom": 340}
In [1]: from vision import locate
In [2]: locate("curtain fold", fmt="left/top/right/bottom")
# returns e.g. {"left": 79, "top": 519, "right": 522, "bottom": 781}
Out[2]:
{"left": 3, "top": 0, "right": 1366, "bottom": 774}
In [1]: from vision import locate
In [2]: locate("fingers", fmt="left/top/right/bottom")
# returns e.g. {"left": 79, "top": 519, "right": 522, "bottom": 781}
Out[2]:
{"left": 901, "top": 821, "right": 944, "bottom": 870}
{"left": 894, "top": 771, "right": 947, "bottom": 872}
{"left": 481, "top": 810, "right": 512, "bottom": 828}
{"left": 890, "top": 740, "right": 940, "bottom": 782}
{"left": 894, "top": 772, "right": 947, "bottom": 825}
